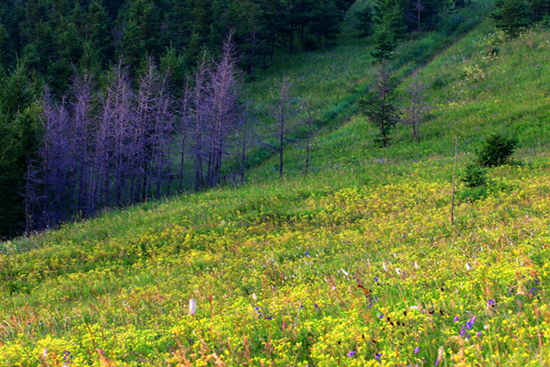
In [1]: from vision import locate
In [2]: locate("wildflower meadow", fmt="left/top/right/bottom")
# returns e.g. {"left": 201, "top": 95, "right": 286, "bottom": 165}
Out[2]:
{"left": 2, "top": 8, "right": 550, "bottom": 367}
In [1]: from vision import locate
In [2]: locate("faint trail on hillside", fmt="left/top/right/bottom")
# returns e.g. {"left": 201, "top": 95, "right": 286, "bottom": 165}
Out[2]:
{"left": 239, "top": 21, "right": 485, "bottom": 176}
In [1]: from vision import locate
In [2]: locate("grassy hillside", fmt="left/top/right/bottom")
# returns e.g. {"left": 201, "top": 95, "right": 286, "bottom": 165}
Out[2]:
{"left": 3, "top": 10, "right": 550, "bottom": 367}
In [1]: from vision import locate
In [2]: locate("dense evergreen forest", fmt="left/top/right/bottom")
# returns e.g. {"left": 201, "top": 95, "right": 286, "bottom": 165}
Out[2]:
{"left": 0, "top": 0, "right": 547, "bottom": 239}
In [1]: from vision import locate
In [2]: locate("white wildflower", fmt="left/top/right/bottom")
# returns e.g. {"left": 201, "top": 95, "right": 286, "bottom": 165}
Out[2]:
{"left": 383, "top": 262, "right": 388, "bottom": 272}
{"left": 395, "top": 268, "right": 402, "bottom": 275}
{"left": 414, "top": 261, "right": 418, "bottom": 270}
{"left": 341, "top": 269, "right": 349, "bottom": 276}
{"left": 465, "top": 263, "right": 471, "bottom": 271}
{"left": 189, "top": 298, "right": 197, "bottom": 316}
{"left": 252, "top": 293, "right": 257, "bottom": 301}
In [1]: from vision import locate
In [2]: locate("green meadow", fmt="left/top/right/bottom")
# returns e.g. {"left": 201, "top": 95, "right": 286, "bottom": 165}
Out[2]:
{"left": 2, "top": 2, "right": 550, "bottom": 366}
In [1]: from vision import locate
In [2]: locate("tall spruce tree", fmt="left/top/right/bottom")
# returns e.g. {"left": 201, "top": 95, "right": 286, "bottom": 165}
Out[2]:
{"left": 493, "top": 0, "right": 532, "bottom": 36}
{"left": 373, "top": 0, "right": 406, "bottom": 60}
{"left": 0, "top": 62, "right": 41, "bottom": 238}
{"left": 360, "top": 63, "right": 398, "bottom": 148}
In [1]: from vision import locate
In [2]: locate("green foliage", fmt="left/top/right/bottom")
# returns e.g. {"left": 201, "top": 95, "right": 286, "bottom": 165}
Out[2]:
{"left": 0, "top": 22, "right": 9, "bottom": 66}
{"left": 476, "top": 133, "right": 518, "bottom": 167}
{"left": 308, "top": 0, "right": 343, "bottom": 45}
{"left": 87, "top": 0, "right": 114, "bottom": 67}
{"left": 0, "top": 64, "right": 41, "bottom": 239}
{"left": 457, "top": 184, "right": 488, "bottom": 201}
{"left": 360, "top": 63, "right": 398, "bottom": 147}
{"left": 529, "top": 0, "right": 550, "bottom": 20}
{"left": 353, "top": 4, "right": 374, "bottom": 36}
{"left": 372, "top": 0, "right": 407, "bottom": 60}
{"left": 461, "top": 162, "right": 488, "bottom": 187}
{"left": 118, "top": 0, "right": 164, "bottom": 71}
{"left": 493, "top": 0, "right": 532, "bottom": 36}
{"left": 373, "top": 21, "right": 398, "bottom": 60}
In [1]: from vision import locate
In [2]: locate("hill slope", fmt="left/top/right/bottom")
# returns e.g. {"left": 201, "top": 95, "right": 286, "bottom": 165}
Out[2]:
{"left": 2, "top": 18, "right": 550, "bottom": 367}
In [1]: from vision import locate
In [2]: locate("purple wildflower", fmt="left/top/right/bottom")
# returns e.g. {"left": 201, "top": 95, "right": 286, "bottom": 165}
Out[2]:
{"left": 348, "top": 351, "right": 356, "bottom": 357}
{"left": 375, "top": 353, "right": 381, "bottom": 360}
{"left": 466, "top": 316, "right": 476, "bottom": 330}
{"left": 488, "top": 299, "right": 495, "bottom": 306}
{"left": 414, "top": 347, "right": 420, "bottom": 354}
{"left": 453, "top": 316, "right": 459, "bottom": 323}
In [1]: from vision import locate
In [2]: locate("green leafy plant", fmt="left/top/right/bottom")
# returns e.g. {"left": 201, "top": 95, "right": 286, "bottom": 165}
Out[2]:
{"left": 462, "top": 162, "right": 488, "bottom": 188}
{"left": 476, "top": 133, "right": 518, "bottom": 167}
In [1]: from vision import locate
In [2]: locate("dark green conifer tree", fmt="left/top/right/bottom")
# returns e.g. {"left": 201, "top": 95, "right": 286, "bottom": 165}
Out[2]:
{"left": 118, "top": 0, "right": 163, "bottom": 71}
{"left": 353, "top": 4, "right": 374, "bottom": 36}
{"left": 0, "top": 62, "right": 41, "bottom": 238}
{"left": 493, "top": 0, "right": 532, "bottom": 36}
{"left": 309, "top": 0, "right": 342, "bottom": 46}
{"left": 87, "top": 0, "right": 114, "bottom": 67}
{"left": 360, "top": 63, "right": 398, "bottom": 147}
{"left": 528, "top": 0, "right": 550, "bottom": 20}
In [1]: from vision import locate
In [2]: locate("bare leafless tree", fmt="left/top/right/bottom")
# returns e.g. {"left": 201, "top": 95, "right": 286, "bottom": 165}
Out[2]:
{"left": 23, "top": 33, "right": 247, "bottom": 231}
{"left": 70, "top": 72, "right": 96, "bottom": 217}
{"left": 302, "top": 100, "right": 317, "bottom": 174}
{"left": 205, "top": 32, "right": 241, "bottom": 187}
{"left": 402, "top": 71, "right": 430, "bottom": 142}
{"left": 405, "top": 0, "right": 425, "bottom": 32}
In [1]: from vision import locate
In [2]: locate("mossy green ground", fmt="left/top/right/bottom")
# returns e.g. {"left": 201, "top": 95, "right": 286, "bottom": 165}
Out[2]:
{"left": 2, "top": 7, "right": 550, "bottom": 367}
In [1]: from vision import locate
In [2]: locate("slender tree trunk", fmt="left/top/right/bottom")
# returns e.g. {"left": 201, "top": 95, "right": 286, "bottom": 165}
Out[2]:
{"left": 305, "top": 109, "right": 313, "bottom": 174}
{"left": 279, "top": 106, "right": 284, "bottom": 179}
{"left": 451, "top": 136, "right": 458, "bottom": 225}
{"left": 240, "top": 120, "right": 247, "bottom": 182}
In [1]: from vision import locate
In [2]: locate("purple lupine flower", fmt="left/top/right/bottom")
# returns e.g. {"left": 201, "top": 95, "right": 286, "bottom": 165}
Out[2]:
{"left": 348, "top": 351, "right": 356, "bottom": 357}
{"left": 453, "top": 316, "right": 459, "bottom": 323}
{"left": 466, "top": 316, "right": 476, "bottom": 330}
{"left": 477, "top": 331, "right": 482, "bottom": 337}
{"left": 414, "top": 347, "right": 420, "bottom": 354}
{"left": 375, "top": 353, "right": 382, "bottom": 360}
{"left": 488, "top": 299, "right": 495, "bottom": 306}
